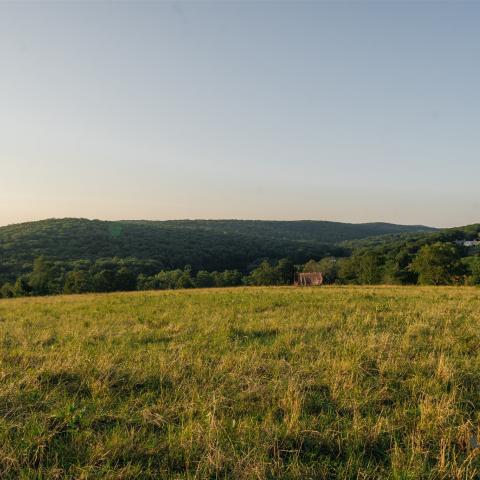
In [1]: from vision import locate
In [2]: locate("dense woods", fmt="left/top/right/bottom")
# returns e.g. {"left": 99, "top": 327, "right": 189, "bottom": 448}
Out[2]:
{"left": 1, "top": 218, "right": 479, "bottom": 297}
{"left": 0, "top": 218, "right": 381, "bottom": 284}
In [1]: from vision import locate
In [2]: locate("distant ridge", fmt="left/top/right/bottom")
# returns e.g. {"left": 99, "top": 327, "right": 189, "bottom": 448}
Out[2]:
{"left": 1, "top": 217, "right": 436, "bottom": 240}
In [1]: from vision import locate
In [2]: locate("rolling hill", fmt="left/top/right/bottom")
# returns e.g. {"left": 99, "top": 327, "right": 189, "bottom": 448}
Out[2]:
{"left": 0, "top": 218, "right": 435, "bottom": 283}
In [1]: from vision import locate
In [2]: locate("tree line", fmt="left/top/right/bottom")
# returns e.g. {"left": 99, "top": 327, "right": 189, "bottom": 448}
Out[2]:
{"left": 1, "top": 242, "right": 479, "bottom": 298}
{"left": 306, "top": 243, "right": 480, "bottom": 286}
{"left": 0, "top": 257, "right": 297, "bottom": 298}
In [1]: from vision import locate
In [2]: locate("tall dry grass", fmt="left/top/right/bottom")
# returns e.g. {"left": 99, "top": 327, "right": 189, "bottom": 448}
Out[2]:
{"left": 0, "top": 286, "right": 479, "bottom": 478}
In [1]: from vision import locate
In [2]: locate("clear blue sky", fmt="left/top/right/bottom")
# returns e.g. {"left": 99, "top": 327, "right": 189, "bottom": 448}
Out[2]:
{"left": 1, "top": 1, "right": 479, "bottom": 228}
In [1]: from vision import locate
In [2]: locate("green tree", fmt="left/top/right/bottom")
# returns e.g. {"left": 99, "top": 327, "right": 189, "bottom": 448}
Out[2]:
{"left": 410, "top": 243, "right": 463, "bottom": 285}
{"left": 461, "top": 256, "right": 480, "bottom": 285}
{"left": 303, "top": 259, "right": 321, "bottom": 272}
{"left": 356, "top": 254, "right": 383, "bottom": 285}
{"left": 64, "top": 270, "right": 93, "bottom": 294}
{"left": 316, "top": 257, "right": 339, "bottom": 284}
{"left": 470, "top": 257, "right": 480, "bottom": 284}
{"left": 212, "top": 270, "right": 243, "bottom": 287}
{"left": 0, "top": 283, "right": 14, "bottom": 298}
{"left": 383, "top": 249, "right": 417, "bottom": 285}
{"left": 176, "top": 267, "right": 193, "bottom": 289}
{"left": 276, "top": 259, "right": 295, "bottom": 284}
{"left": 247, "top": 261, "right": 281, "bottom": 286}
{"left": 92, "top": 270, "right": 116, "bottom": 292}
{"left": 155, "top": 270, "right": 182, "bottom": 289}
{"left": 195, "top": 270, "right": 215, "bottom": 288}
{"left": 337, "top": 257, "right": 357, "bottom": 284}
{"left": 115, "top": 267, "right": 137, "bottom": 291}
{"left": 337, "top": 254, "right": 382, "bottom": 284}
{"left": 221, "top": 270, "right": 243, "bottom": 287}
{"left": 29, "top": 256, "right": 57, "bottom": 295}
{"left": 13, "top": 277, "right": 32, "bottom": 297}
{"left": 137, "top": 274, "right": 157, "bottom": 290}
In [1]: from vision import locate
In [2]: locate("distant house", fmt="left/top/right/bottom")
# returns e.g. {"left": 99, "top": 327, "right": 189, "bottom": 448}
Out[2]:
{"left": 463, "top": 239, "right": 480, "bottom": 247}
{"left": 294, "top": 272, "right": 323, "bottom": 286}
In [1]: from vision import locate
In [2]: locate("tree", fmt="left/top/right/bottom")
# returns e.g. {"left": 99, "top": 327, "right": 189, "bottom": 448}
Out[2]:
{"left": 356, "top": 254, "right": 383, "bottom": 285}
{"left": 276, "top": 259, "right": 295, "bottom": 284}
{"left": 212, "top": 270, "right": 243, "bottom": 287}
{"left": 29, "top": 256, "right": 57, "bottom": 295}
{"left": 0, "top": 283, "right": 14, "bottom": 298}
{"left": 336, "top": 254, "right": 382, "bottom": 284}
{"left": 410, "top": 243, "right": 463, "bottom": 285}
{"left": 115, "top": 267, "right": 137, "bottom": 291}
{"left": 337, "top": 257, "right": 357, "bottom": 284}
{"left": 468, "top": 256, "right": 480, "bottom": 284}
{"left": 176, "top": 267, "right": 193, "bottom": 289}
{"left": 195, "top": 271, "right": 215, "bottom": 288}
{"left": 64, "top": 270, "right": 93, "bottom": 294}
{"left": 137, "top": 274, "right": 157, "bottom": 290}
{"left": 13, "top": 277, "right": 32, "bottom": 297}
{"left": 303, "top": 259, "right": 321, "bottom": 272}
{"left": 383, "top": 249, "right": 417, "bottom": 285}
{"left": 316, "top": 257, "right": 339, "bottom": 284}
{"left": 92, "top": 270, "right": 116, "bottom": 292}
{"left": 247, "top": 261, "right": 281, "bottom": 286}
{"left": 156, "top": 270, "right": 182, "bottom": 289}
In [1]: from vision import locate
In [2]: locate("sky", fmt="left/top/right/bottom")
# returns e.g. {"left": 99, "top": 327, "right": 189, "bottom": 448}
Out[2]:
{"left": 1, "top": 1, "right": 479, "bottom": 228}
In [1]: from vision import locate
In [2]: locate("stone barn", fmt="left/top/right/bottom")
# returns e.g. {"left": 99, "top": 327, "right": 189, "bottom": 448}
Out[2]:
{"left": 294, "top": 272, "right": 324, "bottom": 286}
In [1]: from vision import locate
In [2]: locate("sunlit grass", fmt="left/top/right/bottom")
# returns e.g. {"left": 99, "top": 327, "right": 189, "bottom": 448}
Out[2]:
{"left": 1, "top": 286, "right": 480, "bottom": 479}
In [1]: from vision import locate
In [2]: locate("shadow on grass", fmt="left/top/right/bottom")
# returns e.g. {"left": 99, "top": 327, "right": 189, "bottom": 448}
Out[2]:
{"left": 37, "top": 370, "right": 91, "bottom": 398}
{"left": 229, "top": 327, "right": 279, "bottom": 345}
{"left": 104, "top": 370, "right": 174, "bottom": 395}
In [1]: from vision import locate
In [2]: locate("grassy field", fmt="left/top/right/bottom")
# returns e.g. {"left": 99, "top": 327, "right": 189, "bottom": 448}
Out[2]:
{"left": 1, "top": 286, "right": 480, "bottom": 479}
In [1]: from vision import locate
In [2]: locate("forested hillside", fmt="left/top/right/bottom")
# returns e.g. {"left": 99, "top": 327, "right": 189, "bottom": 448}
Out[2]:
{"left": 0, "top": 218, "right": 432, "bottom": 284}
{"left": 330, "top": 223, "right": 480, "bottom": 286}
{"left": 155, "top": 219, "right": 435, "bottom": 243}
{"left": 3, "top": 217, "right": 480, "bottom": 297}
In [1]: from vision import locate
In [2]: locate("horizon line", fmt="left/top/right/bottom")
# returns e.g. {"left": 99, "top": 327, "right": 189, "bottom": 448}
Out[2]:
{"left": 0, "top": 215, "right": 445, "bottom": 230}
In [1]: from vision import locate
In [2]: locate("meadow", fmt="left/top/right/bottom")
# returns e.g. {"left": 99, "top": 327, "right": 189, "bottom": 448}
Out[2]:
{"left": 1, "top": 286, "right": 480, "bottom": 479}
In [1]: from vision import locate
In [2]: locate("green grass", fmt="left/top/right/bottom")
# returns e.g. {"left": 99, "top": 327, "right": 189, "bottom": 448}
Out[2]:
{"left": 1, "top": 286, "right": 480, "bottom": 479}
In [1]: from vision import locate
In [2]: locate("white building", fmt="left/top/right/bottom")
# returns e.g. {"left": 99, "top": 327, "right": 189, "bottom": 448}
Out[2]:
{"left": 463, "top": 239, "right": 480, "bottom": 247}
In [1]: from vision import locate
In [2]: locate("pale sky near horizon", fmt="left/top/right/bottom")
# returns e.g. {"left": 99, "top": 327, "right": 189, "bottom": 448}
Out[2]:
{"left": 1, "top": 1, "right": 479, "bottom": 228}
